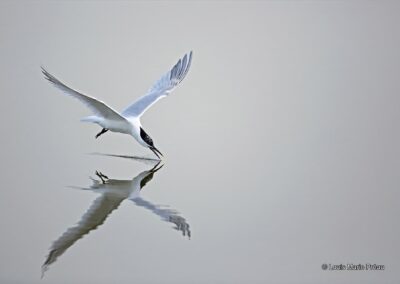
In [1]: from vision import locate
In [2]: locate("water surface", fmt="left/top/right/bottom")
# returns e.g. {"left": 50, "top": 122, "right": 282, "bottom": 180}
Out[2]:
{"left": 0, "top": 1, "right": 399, "bottom": 283}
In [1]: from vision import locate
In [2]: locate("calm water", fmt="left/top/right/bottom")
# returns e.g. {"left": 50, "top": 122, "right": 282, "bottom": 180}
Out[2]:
{"left": 0, "top": 2, "right": 399, "bottom": 283}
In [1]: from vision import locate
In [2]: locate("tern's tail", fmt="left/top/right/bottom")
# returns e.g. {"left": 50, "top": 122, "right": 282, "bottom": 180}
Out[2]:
{"left": 80, "top": 116, "right": 101, "bottom": 123}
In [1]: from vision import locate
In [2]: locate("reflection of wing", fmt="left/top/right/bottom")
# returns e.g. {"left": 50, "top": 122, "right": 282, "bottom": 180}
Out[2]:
{"left": 131, "top": 197, "right": 191, "bottom": 239}
{"left": 42, "top": 193, "right": 125, "bottom": 276}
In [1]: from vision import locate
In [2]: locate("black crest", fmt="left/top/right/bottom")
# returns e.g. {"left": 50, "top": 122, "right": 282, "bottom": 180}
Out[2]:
{"left": 140, "top": 128, "right": 154, "bottom": 147}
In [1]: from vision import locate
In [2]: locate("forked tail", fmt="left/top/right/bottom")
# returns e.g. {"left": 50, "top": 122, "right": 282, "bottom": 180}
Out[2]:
{"left": 80, "top": 116, "right": 101, "bottom": 123}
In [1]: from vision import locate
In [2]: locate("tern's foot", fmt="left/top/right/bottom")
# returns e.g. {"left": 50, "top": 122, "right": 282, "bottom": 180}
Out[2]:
{"left": 95, "top": 128, "right": 109, "bottom": 139}
{"left": 95, "top": 171, "right": 109, "bottom": 184}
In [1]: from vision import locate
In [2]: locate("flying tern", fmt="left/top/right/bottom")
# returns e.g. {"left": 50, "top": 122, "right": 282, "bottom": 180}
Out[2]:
{"left": 42, "top": 51, "right": 193, "bottom": 159}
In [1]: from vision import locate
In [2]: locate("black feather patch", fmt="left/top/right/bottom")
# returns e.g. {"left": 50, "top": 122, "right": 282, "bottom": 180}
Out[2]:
{"left": 140, "top": 172, "right": 155, "bottom": 189}
{"left": 140, "top": 127, "right": 154, "bottom": 147}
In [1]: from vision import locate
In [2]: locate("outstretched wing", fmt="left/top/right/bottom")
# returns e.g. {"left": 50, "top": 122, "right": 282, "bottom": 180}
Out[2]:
{"left": 42, "top": 193, "right": 125, "bottom": 276}
{"left": 121, "top": 51, "right": 193, "bottom": 118}
{"left": 42, "top": 67, "right": 127, "bottom": 121}
{"left": 130, "top": 197, "right": 191, "bottom": 239}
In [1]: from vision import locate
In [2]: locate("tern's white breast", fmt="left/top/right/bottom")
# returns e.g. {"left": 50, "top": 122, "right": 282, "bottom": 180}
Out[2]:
{"left": 101, "top": 119, "right": 132, "bottom": 134}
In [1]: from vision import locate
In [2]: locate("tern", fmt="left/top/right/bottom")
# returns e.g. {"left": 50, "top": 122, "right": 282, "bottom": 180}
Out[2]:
{"left": 42, "top": 51, "right": 193, "bottom": 159}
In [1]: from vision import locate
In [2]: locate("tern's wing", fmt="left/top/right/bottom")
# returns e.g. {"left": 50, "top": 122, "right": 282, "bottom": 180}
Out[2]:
{"left": 121, "top": 51, "right": 193, "bottom": 119}
{"left": 42, "top": 67, "right": 127, "bottom": 121}
{"left": 42, "top": 193, "right": 125, "bottom": 276}
{"left": 130, "top": 197, "right": 191, "bottom": 239}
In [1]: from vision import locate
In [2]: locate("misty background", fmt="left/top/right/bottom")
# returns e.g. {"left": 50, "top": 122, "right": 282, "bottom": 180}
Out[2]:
{"left": 0, "top": 1, "right": 399, "bottom": 283}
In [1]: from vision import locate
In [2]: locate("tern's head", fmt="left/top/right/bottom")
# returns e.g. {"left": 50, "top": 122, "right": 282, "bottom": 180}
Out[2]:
{"left": 139, "top": 127, "right": 163, "bottom": 159}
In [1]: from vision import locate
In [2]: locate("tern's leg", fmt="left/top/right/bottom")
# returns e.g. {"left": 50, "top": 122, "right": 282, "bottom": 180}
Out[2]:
{"left": 95, "top": 128, "right": 109, "bottom": 139}
{"left": 95, "top": 171, "right": 109, "bottom": 184}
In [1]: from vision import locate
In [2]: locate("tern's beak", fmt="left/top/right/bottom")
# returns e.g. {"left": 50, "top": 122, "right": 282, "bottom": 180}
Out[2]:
{"left": 150, "top": 146, "right": 163, "bottom": 159}
{"left": 150, "top": 162, "right": 164, "bottom": 173}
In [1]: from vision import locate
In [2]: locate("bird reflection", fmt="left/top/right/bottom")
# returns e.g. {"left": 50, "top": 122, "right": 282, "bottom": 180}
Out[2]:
{"left": 42, "top": 162, "right": 190, "bottom": 276}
